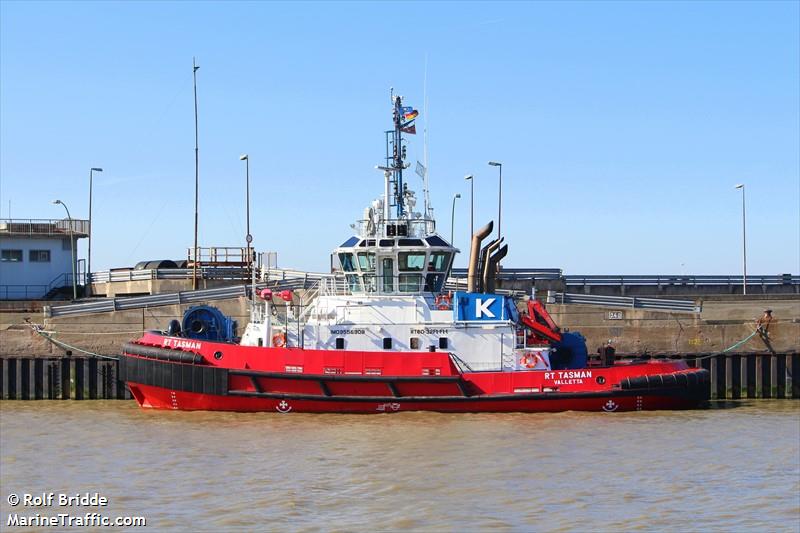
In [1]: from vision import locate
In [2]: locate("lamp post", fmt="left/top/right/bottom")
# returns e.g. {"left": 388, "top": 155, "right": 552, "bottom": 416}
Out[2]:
{"left": 464, "top": 174, "right": 474, "bottom": 237}
{"left": 239, "top": 154, "right": 253, "bottom": 279}
{"left": 735, "top": 184, "right": 747, "bottom": 295}
{"left": 488, "top": 161, "right": 502, "bottom": 240}
{"left": 88, "top": 167, "right": 103, "bottom": 289}
{"left": 53, "top": 200, "right": 77, "bottom": 300}
{"left": 450, "top": 193, "right": 461, "bottom": 245}
{"left": 192, "top": 57, "right": 200, "bottom": 290}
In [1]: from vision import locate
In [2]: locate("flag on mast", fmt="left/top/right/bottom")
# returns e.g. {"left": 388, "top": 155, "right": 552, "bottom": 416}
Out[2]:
{"left": 416, "top": 161, "right": 426, "bottom": 178}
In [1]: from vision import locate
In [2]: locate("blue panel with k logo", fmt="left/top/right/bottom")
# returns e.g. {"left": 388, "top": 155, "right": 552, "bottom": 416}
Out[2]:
{"left": 453, "top": 292, "right": 507, "bottom": 322}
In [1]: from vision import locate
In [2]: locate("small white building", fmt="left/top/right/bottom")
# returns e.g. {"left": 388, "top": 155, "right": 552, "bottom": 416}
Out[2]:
{"left": 0, "top": 218, "right": 88, "bottom": 299}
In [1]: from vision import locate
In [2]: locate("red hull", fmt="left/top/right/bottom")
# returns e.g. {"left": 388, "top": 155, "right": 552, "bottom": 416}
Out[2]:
{"left": 128, "top": 382, "right": 703, "bottom": 413}
{"left": 119, "top": 333, "right": 710, "bottom": 414}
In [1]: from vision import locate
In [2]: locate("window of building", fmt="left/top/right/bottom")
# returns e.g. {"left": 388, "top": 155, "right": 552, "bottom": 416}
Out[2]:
{"left": 1, "top": 249, "right": 22, "bottom": 262}
{"left": 29, "top": 250, "right": 51, "bottom": 262}
{"left": 410, "top": 337, "right": 420, "bottom": 350}
{"left": 383, "top": 337, "right": 393, "bottom": 350}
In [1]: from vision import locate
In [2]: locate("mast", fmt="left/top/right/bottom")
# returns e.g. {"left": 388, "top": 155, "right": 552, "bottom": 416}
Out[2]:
{"left": 392, "top": 94, "right": 405, "bottom": 218}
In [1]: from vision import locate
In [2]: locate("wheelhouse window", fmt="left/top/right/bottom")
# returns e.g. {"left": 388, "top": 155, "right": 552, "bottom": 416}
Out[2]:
{"left": 398, "top": 252, "right": 426, "bottom": 293}
{"left": 357, "top": 252, "right": 376, "bottom": 272}
{"left": 357, "top": 252, "right": 377, "bottom": 292}
{"left": 428, "top": 252, "right": 452, "bottom": 272}
{"left": 339, "top": 253, "right": 356, "bottom": 272}
{"left": 424, "top": 251, "right": 452, "bottom": 292}
{"left": 1, "top": 250, "right": 22, "bottom": 262}
{"left": 398, "top": 252, "right": 425, "bottom": 271}
{"left": 29, "top": 250, "right": 51, "bottom": 262}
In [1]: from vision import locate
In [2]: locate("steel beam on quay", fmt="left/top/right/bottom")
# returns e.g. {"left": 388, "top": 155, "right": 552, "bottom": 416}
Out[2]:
{"left": 0, "top": 353, "right": 797, "bottom": 401}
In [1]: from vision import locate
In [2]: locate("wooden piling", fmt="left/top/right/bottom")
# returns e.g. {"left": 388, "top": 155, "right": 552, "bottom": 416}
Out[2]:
{"left": 0, "top": 353, "right": 797, "bottom": 401}
{"left": 731, "top": 355, "right": 742, "bottom": 400}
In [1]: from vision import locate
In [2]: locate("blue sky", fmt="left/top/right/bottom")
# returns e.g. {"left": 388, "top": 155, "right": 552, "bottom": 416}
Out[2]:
{"left": 1, "top": 1, "right": 798, "bottom": 274}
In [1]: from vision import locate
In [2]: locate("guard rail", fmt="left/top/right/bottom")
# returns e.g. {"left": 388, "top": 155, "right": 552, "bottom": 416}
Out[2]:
{"left": 552, "top": 292, "right": 701, "bottom": 313}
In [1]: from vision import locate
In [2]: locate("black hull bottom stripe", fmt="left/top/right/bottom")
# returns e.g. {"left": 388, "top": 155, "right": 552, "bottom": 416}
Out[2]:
{"left": 224, "top": 387, "right": 708, "bottom": 403}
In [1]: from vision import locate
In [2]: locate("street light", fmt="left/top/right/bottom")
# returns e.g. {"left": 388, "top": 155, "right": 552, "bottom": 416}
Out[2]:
{"left": 88, "top": 167, "right": 103, "bottom": 289}
{"left": 488, "top": 161, "right": 502, "bottom": 240}
{"left": 240, "top": 154, "right": 253, "bottom": 286}
{"left": 450, "top": 193, "right": 461, "bottom": 245}
{"left": 464, "top": 174, "right": 474, "bottom": 238}
{"left": 735, "top": 184, "right": 747, "bottom": 295}
{"left": 53, "top": 199, "right": 77, "bottom": 301}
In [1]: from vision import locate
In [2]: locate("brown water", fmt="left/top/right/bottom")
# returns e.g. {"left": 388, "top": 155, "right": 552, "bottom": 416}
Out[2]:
{"left": 1, "top": 401, "right": 799, "bottom": 532}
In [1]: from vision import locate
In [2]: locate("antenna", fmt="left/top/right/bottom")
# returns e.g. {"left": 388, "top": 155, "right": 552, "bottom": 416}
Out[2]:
{"left": 422, "top": 53, "right": 432, "bottom": 221}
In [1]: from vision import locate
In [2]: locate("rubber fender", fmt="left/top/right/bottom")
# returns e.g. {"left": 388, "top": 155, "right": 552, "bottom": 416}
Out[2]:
{"left": 622, "top": 376, "right": 649, "bottom": 390}
{"left": 122, "top": 342, "right": 204, "bottom": 364}
{"left": 662, "top": 374, "right": 678, "bottom": 387}
{"left": 647, "top": 374, "right": 665, "bottom": 388}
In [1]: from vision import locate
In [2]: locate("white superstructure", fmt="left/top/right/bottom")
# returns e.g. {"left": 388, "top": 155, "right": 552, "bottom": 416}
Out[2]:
{"left": 240, "top": 92, "right": 549, "bottom": 371}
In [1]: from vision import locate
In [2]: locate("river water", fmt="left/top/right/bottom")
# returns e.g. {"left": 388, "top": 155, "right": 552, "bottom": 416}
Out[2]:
{"left": 1, "top": 401, "right": 798, "bottom": 532}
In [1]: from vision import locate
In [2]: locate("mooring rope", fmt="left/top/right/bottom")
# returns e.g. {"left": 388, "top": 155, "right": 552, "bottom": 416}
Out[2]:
{"left": 684, "top": 329, "right": 761, "bottom": 361}
{"left": 27, "top": 323, "right": 118, "bottom": 360}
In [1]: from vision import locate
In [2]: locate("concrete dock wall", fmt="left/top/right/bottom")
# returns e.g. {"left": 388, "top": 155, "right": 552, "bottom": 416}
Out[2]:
{"left": 0, "top": 295, "right": 796, "bottom": 358}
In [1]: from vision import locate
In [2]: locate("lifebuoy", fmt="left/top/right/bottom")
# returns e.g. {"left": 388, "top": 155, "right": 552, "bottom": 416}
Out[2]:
{"left": 434, "top": 294, "right": 452, "bottom": 310}
{"left": 272, "top": 333, "right": 286, "bottom": 348}
{"left": 519, "top": 353, "right": 544, "bottom": 369}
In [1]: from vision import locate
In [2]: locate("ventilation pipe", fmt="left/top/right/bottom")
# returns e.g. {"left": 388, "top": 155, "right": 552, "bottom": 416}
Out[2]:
{"left": 481, "top": 238, "right": 504, "bottom": 294}
{"left": 467, "top": 221, "right": 493, "bottom": 293}
{"left": 484, "top": 244, "right": 508, "bottom": 294}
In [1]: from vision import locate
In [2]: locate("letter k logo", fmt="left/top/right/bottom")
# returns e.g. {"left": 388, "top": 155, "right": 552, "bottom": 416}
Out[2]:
{"left": 476, "top": 298, "right": 496, "bottom": 318}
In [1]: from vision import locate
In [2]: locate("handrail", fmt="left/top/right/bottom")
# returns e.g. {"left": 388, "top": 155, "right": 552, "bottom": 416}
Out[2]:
{"left": 563, "top": 274, "right": 798, "bottom": 286}
{"left": 0, "top": 218, "right": 89, "bottom": 237}
{"left": 552, "top": 292, "right": 701, "bottom": 313}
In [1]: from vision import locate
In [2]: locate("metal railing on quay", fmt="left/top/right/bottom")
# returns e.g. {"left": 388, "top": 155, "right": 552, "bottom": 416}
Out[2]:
{"left": 563, "top": 274, "right": 799, "bottom": 287}
{"left": 450, "top": 268, "right": 563, "bottom": 280}
{"left": 552, "top": 292, "right": 701, "bottom": 313}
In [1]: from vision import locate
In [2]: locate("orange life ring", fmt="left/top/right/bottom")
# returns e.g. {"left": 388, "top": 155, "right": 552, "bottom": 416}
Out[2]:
{"left": 272, "top": 333, "right": 286, "bottom": 348}
{"left": 519, "top": 353, "right": 543, "bottom": 369}
{"left": 435, "top": 294, "right": 452, "bottom": 310}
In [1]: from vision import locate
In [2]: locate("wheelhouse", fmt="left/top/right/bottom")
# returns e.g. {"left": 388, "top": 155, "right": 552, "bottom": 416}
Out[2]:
{"left": 334, "top": 233, "right": 457, "bottom": 295}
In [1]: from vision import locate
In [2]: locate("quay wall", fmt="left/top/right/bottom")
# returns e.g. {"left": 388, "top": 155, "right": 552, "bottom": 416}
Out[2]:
{"left": 0, "top": 294, "right": 797, "bottom": 401}
{"left": 0, "top": 296, "right": 797, "bottom": 357}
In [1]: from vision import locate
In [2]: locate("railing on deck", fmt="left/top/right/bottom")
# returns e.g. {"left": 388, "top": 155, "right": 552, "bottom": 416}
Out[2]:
{"left": 351, "top": 218, "right": 436, "bottom": 239}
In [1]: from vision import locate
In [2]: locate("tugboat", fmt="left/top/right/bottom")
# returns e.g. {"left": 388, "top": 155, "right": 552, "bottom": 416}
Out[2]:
{"left": 119, "top": 92, "right": 710, "bottom": 413}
